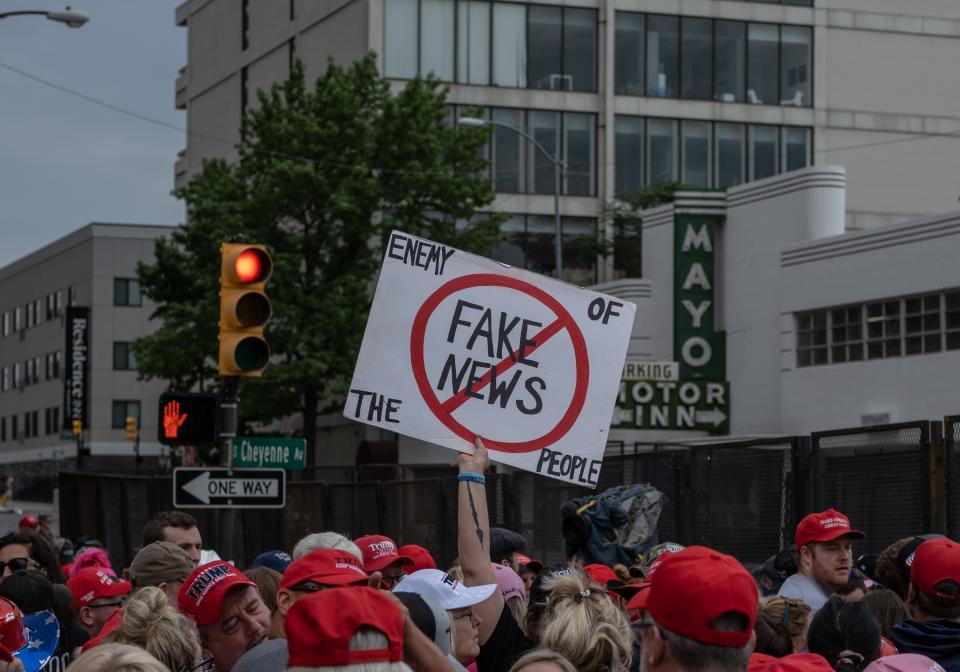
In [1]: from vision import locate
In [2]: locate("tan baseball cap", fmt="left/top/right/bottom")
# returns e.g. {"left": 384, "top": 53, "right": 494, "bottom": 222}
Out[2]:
{"left": 128, "top": 542, "right": 194, "bottom": 588}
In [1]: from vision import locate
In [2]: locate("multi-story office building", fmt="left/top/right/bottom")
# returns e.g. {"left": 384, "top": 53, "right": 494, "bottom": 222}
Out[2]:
{"left": 175, "top": 0, "right": 960, "bottom": 284}
{"left": 0, "top": 223, "right": 175, "bottom": 475}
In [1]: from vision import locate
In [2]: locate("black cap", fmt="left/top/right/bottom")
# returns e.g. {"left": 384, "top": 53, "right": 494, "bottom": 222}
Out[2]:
{"left": 489, "top": 527, "right": 527, "bottom": 565}
{"left": 0, "top": 570, "right": 54, "bottom": 614}
{"left": 394, "top": 592, "right": 436, "bottom": 642}
{"left": 855, "top": 553, "right": 879, "bottom": 581}
{"left": 529, "top": 563, "right": 574, "bottom": 606}
{"left": 896, "top": 533, "right": 943, "bottom": 587}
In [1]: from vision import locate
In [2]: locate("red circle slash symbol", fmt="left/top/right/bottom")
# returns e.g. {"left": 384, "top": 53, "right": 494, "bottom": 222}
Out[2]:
{"left": 410, "top": 274, "right": 588, "bottom": 454}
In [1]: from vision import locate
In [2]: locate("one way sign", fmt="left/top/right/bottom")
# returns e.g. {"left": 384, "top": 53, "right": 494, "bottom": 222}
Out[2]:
{"left": 173, "top": 468, "right": 286, "bottom": 509}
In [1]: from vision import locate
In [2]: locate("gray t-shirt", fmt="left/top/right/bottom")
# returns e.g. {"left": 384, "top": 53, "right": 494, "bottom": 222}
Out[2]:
{"left": 232, "top": 639, "right": 288, "bottom": 672}
{"left": 778, "top": 573, "right": 830, "bottom": 613}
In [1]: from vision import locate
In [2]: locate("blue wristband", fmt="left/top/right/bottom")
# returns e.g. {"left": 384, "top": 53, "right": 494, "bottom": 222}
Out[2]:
{"left": 458, "top": 472, "right": 486, "bottom": 485}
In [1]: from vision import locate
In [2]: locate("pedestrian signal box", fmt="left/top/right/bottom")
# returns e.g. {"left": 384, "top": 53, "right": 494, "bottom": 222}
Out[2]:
{"left": 157, "top": 392, "right": 218, "bottom": 446}
{"left": 219, "top": 243, "right": 272, "bottom": 376}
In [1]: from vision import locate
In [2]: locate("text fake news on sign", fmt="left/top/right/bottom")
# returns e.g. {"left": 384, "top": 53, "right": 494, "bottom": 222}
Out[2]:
{"left": 344, "top": 231, "right": 636, "bottom": 488}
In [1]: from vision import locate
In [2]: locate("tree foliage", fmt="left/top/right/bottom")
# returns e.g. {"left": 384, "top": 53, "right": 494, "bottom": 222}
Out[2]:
{"left": 134, "top": 56, "right": 503, "bottom": 455}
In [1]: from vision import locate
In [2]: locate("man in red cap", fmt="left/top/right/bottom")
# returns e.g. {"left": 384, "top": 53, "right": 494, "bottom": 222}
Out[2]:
{"left": 178, "top": 561, "right": 271, "bottom": 672}
{"left": 890, "top": 537, "right": 960, "bottom": 669}
{"left": 354, "top": 535, "right": 414, "bottom": 590}
{"left": 67, "top": 567, "right": 132, "bottom": 639}
{"left": 636, "top": 545, "right": 759, "bottom": 672}
{"left": 779, "top": 508, "right": 864, "bottom": 613}
{"left": 16, "top": 517, "right": 38, "bottom": 539}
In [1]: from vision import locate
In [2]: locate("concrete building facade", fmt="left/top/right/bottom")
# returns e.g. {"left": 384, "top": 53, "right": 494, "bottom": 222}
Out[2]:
{"left": 0, "top": 224, "right": 175, "bottom": 469}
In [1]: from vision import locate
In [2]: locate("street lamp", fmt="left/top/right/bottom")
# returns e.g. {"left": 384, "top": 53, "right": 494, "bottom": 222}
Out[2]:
{"left": 458, "top": 116, "right": 565, "bottom": 280}
{"left": 0, "top": 6, "right": 89, "bottom": 27}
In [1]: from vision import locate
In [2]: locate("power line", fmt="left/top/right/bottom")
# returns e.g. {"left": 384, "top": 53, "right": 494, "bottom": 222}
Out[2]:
{"left": 4, "top": 59, "right": 960, "bottom": 168}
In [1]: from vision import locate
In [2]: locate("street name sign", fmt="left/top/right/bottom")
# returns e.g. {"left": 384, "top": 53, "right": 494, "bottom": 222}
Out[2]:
{"left": 344, "top": 230, "right": 636, "bottom": 488}
{"left": 173, "top": 468, "right": 285, "bottom": 508}
{"left": 230, "top": 437, "right": 306, "bottom": 470}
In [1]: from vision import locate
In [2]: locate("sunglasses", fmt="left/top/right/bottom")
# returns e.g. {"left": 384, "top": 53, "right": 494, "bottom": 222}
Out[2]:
{"left": 87, "top": 601, "right": 124, "bottom": 610}
{"left": 0, "top": 558, "right": 30, "bottom": 573}
{"left": 380, "top": 572, "right": 407, "bottom": 587}
{"left": 184, "top": 652, "right": 215, "bottom": 672}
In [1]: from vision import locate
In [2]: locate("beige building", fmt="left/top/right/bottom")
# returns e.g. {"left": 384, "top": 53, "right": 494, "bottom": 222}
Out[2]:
{"left": 175, "top": 0, "right": 960, "bottom": 260}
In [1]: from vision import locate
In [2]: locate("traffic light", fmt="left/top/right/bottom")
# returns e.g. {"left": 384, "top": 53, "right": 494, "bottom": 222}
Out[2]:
{"left": 125, "top": 416, "right": 138, "bottom": 442}
{"left": 219, "top": 243, "right": 272, "bottom": 376}
{"left": 71, "top": 420, "right": 82, "bottom": 436}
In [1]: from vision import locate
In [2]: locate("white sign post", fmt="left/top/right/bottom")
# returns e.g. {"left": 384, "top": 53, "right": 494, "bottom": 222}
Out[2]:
{"left": 344, "top": 231, "right": 636, "bottom": 487}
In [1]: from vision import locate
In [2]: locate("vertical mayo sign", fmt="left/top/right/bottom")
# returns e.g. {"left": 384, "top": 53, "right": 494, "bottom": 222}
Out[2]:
{"left": 674, "top": 215, "right": 725, "bottom": 380}
{"left": 345, "top": 231, "right": 636, "bottom": 487}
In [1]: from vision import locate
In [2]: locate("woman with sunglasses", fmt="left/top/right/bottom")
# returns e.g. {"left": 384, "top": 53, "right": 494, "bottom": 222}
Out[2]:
{"left": 104, "top": 587, "right": 213, "bottom": 672}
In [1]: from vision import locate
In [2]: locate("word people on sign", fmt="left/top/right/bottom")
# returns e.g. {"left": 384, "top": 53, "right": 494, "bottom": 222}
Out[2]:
{"left": 344, "top": 231, "right": 636, "bottom": 487}
{"left": 612, "top": 380, "right": 730, "bottom": 433}
{"left": 173, "top": 468, "right": 285, "bottom": 508}
{"left": 621, "top": 360, "right": 678, "bottom": 382}
{"left": 231, "top": 437, "right": 307, "bottom": 470}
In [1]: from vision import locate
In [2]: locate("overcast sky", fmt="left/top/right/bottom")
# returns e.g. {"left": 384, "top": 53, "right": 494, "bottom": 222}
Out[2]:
{"left": 0, "top": 0, "right": 184, "bottom": 268}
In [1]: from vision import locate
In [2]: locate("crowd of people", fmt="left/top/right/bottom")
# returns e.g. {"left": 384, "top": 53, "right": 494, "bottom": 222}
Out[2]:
{"left": 0, "top": 437, "right": 959, "bottom": 672}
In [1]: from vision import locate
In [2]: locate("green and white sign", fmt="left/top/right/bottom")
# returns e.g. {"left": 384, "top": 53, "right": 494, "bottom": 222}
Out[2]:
{"left": 612, "top": 380, "right": 730, "bottom": 433}
{"left": 231, "top": 437, "right": 306, "bottom": 470}
{"left": 674, "top": 215, "right": 726, "bottom": 381}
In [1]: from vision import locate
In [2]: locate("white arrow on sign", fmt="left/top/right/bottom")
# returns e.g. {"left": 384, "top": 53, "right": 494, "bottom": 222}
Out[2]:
{"left": 695, "top": 408, "right": 727, "bottom": 427}
{"left": 181, "top": 471, "right": 279, "bottom": 504}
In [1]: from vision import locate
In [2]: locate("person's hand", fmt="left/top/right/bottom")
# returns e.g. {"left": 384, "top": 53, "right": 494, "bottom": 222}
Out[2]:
{"left": 0, "top": 657, "right": 24, "bottom": 672}
{"left": 458, "top": 436, "right": 490, "bottom": 474}
{"left": 367, "top": 571, "right": 383, "bottom": 589}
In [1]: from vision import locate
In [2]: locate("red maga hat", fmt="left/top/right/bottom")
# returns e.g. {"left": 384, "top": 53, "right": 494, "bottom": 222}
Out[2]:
{"left": 178, "top": 561, "right": 256, "bottom": 626}
{"left": 280, "top": 549, "right": 368, "bottom": 590}
{"left": 285, "top": 587, "right": 403, "bottom": 667}
{"left": 399, "top": 544, "right": 436, "bottom": 573}
{"left": 795, "top": 509, "right": 864, "bottom": 548}
{"left": 516, "top": 553, "right": 544, "bottom": 574}
{"left": 17, "top": 516, "right": 38, "bottom": 529}
{"left": 767, "top": 654, "right": 835, "bottom": 672}
{"left": 67, "top": 567, "right": 131, "bottom": 609}
{"left": 910, "top": 537, "right": 960, "bottom": 601}
{"left": 645, "top": 546, "right": 758, "bottom": 648}
{"left": 355, "top": 535, "right": 414, "bottom": 573}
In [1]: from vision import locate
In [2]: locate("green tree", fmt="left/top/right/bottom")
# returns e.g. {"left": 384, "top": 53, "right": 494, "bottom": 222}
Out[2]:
{"left": 604, "top": 182, "right": 685, "bottom": 279}
{"left": 134, "top": 56, "right": 503, "bottom": 463}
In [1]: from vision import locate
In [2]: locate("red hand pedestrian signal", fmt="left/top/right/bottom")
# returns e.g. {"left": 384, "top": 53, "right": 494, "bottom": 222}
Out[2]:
{"left": 163, "top": 400, "right": 189, "bottom": 439}
{"left": 157, "top": 392, "right": 217, "bottom": 446}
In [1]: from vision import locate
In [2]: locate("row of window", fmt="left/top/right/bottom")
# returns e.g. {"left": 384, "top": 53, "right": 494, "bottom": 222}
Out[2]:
{"left": 0, "top": 408, "right": 59, "bottom": 443}
{"left": 0, "top": 401, "right": 142, "bottom": 442}
{"left": 0, "top": 352, "right": 61, "bottom": 392}
{"left": 385, "top": 0, "right": 598, "bottom": 92}
{"left": 615, "top": 116, "right": 812, "bottom": 194}
{"left": 2, "top": 291, "right": 64, "bottom": 338}
{"left": 455, "top": 106, "right": 596, "bottom": 197}
{"left": 382, "top": 0, "right": 814, "bottom": 111}
{"left": 616, "top": 14, "right": 812, "bottom": 107}
{"left": 796, "top": 291, "right": 960, "bottom": 367}
{"left": 490, "top": 215, "right": 597, "bottom": 286}
{"left": 0, "top": 341, "right": 136, "bottom": 395}
{"left": 0, "top": 279, "right": 141, "bottom": 340}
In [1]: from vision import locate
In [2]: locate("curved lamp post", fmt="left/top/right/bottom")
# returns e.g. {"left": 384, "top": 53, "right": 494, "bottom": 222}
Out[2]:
{"left": 458, "top": 116, "right": 565, "bottom": 280}
{"left": 0, "top": 6, "right": 89, "bottom": 27}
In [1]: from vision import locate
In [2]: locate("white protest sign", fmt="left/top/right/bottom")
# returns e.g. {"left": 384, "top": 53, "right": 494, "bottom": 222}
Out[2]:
{"left": 343, "top": 230, "right": 636, "bottom": 487}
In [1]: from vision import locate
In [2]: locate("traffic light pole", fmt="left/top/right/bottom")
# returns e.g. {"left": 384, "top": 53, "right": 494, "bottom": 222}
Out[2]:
{"left": 219, "top": 375, "right": 240, "bottom": 561}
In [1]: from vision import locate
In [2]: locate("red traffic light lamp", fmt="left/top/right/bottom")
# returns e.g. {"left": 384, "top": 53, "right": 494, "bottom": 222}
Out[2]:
{"left": 219, "top": 244, "right": 272, "bottom": 376}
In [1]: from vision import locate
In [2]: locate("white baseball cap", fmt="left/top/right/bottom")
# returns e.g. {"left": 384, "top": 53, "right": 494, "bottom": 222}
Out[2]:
{"left": 393, "top": 569, "right": 497, "bottom": 610}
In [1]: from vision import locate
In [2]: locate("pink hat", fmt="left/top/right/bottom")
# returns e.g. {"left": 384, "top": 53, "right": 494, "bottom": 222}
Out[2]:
{"left": 491, "top": 563, "right": 525, "bottom": 602}
{"left": 865, "top": 655, "right": 946, "bottom": 672}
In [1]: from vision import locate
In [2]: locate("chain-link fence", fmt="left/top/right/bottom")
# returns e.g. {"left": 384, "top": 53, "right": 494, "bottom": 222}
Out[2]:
{"left": 59, "top": 418, "right": 950, "bottom": 569}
